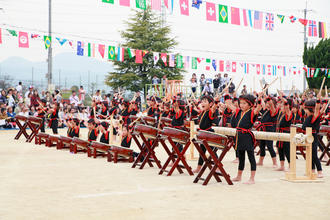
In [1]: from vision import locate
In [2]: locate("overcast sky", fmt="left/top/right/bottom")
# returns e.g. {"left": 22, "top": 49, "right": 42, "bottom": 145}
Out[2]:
{"left": 0, "top": 0, "right": 329, "bottom": 92}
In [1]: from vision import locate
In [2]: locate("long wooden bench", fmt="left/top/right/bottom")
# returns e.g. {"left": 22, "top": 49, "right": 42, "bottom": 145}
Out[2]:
{"left": 71, "top": 138, "right": 92, "bottom": 157}
{"left": 58, "top": 136, "right": 73, "bottom": 150}
{"left": 35, "top": 133, "right": 49, "bottom": 146}
{"left": 48, "top": 135, "right": 61, "bottom": 148}
{"left": 108, "top": 145, "right": 134, "bottom": 163}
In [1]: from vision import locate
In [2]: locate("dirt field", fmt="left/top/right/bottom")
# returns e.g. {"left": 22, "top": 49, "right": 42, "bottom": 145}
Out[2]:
{"left": 0, "top": 128, "right": 329, "bottom": 220}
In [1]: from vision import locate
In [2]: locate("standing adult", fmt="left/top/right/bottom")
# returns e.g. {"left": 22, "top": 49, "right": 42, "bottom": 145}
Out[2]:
{"left": 79, "top": 86, "right": 86, "bottom": 102}
{"left": 93, "top": 90, "right": 102, "bottom": 102}
{"left": 30, "top": 89, "right": 40, "bottom": 108}
{"left": 241, "top": 85, "right": 247, "bottom": 95}
{"left": 213, "top": 74, "right": 220, "bottom": 95}
{"left": 199, "top": 74, "right": 206, "bottom": 94}
{"left": 16, "top": 82, "right": 23, "bottom": 94}
{"left": 54, "top": 90, "right": 62, "bottom": 103}
{"left": 25, "top": 86, "right": 33, "bottom": 99}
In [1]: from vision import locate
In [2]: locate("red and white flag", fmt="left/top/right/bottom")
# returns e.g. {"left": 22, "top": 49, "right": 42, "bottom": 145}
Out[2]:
{"left": 256, "top": 64, "right": 261, "bottom": 74}
{"left": 179, "top": 0, "right": 189, "bottom": 16}
{"left": 98, "top": 44, "right": 105, "bottom": 58}
{"left": 267, "top": 65, "right": 272, "bottom": 75}
{"left": 232, "top": 61, "right": 237, "bottom": 72}
{"left": 161, "top": 53, "right": 167, "bottom": 66}
{"left": 206, "top": 2, "right": 216, "bottom": 21}
{"left": 0, "top": 28, "right": 2, "bottom": 44}
{"left": 18, "top": 31, "right": 29, "bottom": 48}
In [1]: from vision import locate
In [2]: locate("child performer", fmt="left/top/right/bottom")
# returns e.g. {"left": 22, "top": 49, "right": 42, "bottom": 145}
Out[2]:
{"left": 48, "top": 103, "right": 59, "bottom": 134}
{"left": 68, "top": 118, "right": 80, "bottom": 138}
{"left": 302, "top": 97, "right": 323, "bottom": 178}
{"left": 231, "top": 94, "right": 262, "bottom": 184}
{"left": 193, "top": 95, "right": 217, "bottom": 173}
{"left": 256, "top": 97, "right": 278, "bottom": 167}
{"left": 36, "top": 99, "right": 47, "bottom": 133}
{"left": 99, "top": 122, "right": 110, "bottom": 144}
{"left": 86, "top": 119, "right": 99, "bottom": 142}
{"left": 276, "top": 98, "right": 293, "bottom": 171}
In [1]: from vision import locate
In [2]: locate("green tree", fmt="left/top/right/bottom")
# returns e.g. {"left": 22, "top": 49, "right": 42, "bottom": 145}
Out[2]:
{"left": 105, "top": 7, "right": 185, "bottom": 92}
{"left": 303, "top": 39, "right": 330, "bottom": 89}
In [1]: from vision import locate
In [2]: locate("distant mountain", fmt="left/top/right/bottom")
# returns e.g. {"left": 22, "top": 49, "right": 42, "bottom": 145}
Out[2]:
{"left": 0, "top": 53, "right": 114, "bottom": 90}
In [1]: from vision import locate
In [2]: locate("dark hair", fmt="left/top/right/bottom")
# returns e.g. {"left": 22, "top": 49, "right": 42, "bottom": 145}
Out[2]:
{"left": 88, "top": 118, "right": 95, "bottom": 125}
{"left": 201, "top": 95, "right": 214, "bottom": 103}
{"left": 100, "top": 121, "right": 109, "bottom": 130}
{"left": 239, "top": 94, "right": 256, "bottom": 106}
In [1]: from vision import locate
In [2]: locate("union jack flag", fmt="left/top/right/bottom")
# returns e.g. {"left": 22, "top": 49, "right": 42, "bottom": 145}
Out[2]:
{"left": 265, "top": 13, "right": 274, "bottom": 31}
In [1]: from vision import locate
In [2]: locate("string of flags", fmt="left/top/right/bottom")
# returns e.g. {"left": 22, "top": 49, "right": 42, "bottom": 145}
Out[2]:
{"left": 1, "top": 27, "right": 329, "bottom": 78}
{"left": 303, "top": 67, "right": 330, "bottom": 78}
{"left": 102, "top": 0, "right": 327, "bottom": 38}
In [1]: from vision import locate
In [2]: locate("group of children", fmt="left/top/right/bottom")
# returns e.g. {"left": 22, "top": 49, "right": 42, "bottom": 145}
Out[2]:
{"left": 35, "top": 88, "right": 329, "bottom": 184}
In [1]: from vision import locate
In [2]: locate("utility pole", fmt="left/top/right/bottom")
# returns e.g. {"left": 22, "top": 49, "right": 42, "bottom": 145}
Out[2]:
{"left": 80, "top": 75, "right": 82, "bottom": 87}
{"left": 47, "top": 0, "right": 53, "bottom": 90}
{"left": 65, "top": 77, "right": 67, "bottom": 89}
{"left": 302, "top": 1, "right": 313, "bottom": 91}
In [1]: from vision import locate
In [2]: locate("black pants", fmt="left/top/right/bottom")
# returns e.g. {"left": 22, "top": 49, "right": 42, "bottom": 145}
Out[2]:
{"left": 198, "top": 144, "right": 218, "bottom": 166}
{"left": 259, "top": 140, "right": 276, "bottom": 157}
{"left": 238, "top": 150, "right": 256, "bottom": 171}
{"left": 312, "top": 141, "right": 322, "bottom": 171}
{"left": 40, "top": 117, "right": 45, "bottom": 133}
{"left": 278, "top": 141, "right": 290, "bottom": 162}
{"left": 51, "top": 119, "right": 58, "bottom": 134}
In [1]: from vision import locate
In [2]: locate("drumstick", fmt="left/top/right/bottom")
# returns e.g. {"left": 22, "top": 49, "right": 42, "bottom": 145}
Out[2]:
{"left": 234, "top": 77, "right": 244, "bottom": 93}
{"left": 280, "top": 77, "right": 283, "bottom": 91}
{"left": 36, "top": 100, "right": 47, "bottom": 114}
{"left": 218, "top": 78, "right": 234, "bottom": 97}
{"left": 259, "top": 80, "right": 264, "bottom": 91}
{"left": 263, "top": 77, "right": 278, "bottom": 92}
{"left": 318, "top": 77, "right": 326, "bottom": 96}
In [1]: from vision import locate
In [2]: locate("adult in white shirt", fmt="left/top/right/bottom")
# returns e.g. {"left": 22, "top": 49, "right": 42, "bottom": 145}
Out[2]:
{"left": 16, "top": 82, "right": 23, "bottom": 94}
{"left": 93, "top": 90, "right": 102, "bottom": 102}
{"left": 202, "top": 81, "right": 214, "bottom": 96}
{"left": 25, "top": 86, "right": 33, "bottom": 99}
{"left": 69, "top": 91, "right": 79, "bottom": 106}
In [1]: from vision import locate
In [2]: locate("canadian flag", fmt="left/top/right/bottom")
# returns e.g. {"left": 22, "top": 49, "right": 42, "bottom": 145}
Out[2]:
{"left": 232, "top": 61, "right": 237, "bottom": 72}
{"left": 256, "top": 64, "right": 261, "bottom": 74}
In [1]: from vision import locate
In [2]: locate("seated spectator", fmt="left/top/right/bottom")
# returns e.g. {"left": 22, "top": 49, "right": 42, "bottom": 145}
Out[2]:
{"left": 0, "top": 90, "right": 7, "bottom": 104}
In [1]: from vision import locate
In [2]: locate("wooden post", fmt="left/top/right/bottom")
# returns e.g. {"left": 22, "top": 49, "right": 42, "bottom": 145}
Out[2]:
{"left": 188, "top": 121, "right": 197, "bottom": 160}
{"left": 284, "top": 127, "right": 319, "bottom": 182}
{"left": 305, "top": 127, "right": 315, "bottom": 179}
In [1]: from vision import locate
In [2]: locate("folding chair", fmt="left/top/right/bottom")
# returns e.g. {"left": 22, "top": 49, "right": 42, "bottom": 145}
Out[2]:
{"left": 192, "top": 130, "right": 233, "bottom": 185}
